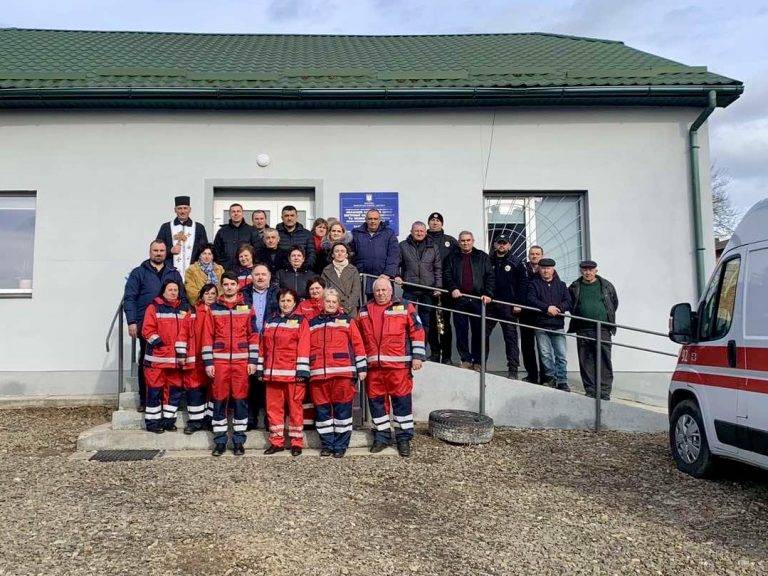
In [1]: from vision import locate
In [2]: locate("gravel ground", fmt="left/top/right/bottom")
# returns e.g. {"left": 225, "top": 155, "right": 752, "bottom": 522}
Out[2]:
{"left": 1, "top": 407, "right": 767, "bottom": 576}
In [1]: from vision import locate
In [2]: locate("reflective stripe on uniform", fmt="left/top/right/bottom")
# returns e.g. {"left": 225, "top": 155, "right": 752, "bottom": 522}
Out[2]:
{"left": 264, "top": 369, "right": 296, "bottom": 377}
{"left": 310, "top": 366, "right": 354, "bottom": 376}
{"left": 144, "top": 355, "right": 178, "bottom": 364}
{"left": 367, "top": 355, "right": 411, "bottom": 363}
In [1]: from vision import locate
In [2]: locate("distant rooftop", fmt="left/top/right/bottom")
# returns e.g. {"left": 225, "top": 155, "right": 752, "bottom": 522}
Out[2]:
{"left": 0, "top": 28, "right": 743, "bottom": 109}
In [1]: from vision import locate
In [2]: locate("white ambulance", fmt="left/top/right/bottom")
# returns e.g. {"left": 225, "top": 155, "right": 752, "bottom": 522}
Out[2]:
{"left": 668, "top": 198, "right": 768, "bottom": 477}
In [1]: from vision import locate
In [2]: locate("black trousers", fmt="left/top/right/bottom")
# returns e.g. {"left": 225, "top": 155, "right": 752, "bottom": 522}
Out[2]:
{"left": 403, "top": 290, "right": 433, "bottom": 343}
{"left": 485, "top": 304, "right": 520, "bottom": 373}
{"left": 137, "top": 336, "right": 147, "bottom": 407}
{"left": 428, "top": 300, "right": 453, "bottom": 362}
{"left": 576, "top": 328, "right": 614, "bottom": 399}
{"left": 453, "top": 298, "right": 482, "bottom": 364}
{"left": 248, "top": 375, "right": 268, "bottom": 429}
{"left": 519, "top": 312, "right": 541, "bottom": 382}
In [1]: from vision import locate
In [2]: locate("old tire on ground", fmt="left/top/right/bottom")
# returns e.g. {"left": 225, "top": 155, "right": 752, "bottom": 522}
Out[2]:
{"left": 429, "top": 410, "right": 494, "bottom": 445}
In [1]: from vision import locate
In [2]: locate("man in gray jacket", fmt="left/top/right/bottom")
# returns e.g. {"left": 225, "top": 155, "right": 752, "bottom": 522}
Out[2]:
{"left": 395, "top": 221, "right": 442, "bottom": 356}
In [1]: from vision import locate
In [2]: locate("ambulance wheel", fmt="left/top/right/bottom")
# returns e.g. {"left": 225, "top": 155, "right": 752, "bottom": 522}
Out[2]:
{"left": 428, "top": 409, "right": 494, "bottom": 445}
{"left": 669, "top": 399, "right": 715, "bottom": 478}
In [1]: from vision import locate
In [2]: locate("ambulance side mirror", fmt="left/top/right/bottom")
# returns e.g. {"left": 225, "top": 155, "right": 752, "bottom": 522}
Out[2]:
{"left": 669, "top": 303, "right": 695, "bottom": 344}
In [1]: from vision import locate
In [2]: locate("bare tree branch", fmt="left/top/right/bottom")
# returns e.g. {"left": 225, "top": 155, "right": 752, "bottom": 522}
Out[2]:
{"left": 711, "top": 163, "right": 739, "bottom": 239}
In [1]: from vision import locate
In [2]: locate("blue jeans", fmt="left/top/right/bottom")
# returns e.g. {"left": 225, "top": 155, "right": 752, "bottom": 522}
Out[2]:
{"left": 535, "top": 331, "right": 567, "bottom": 385}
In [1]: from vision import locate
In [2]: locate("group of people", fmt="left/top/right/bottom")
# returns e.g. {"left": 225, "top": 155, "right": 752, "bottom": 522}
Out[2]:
{"left": 123, "top": 195, "right": 619, "bottom": 457}
{"left": 123, "top": 196, "right": 425, "bottom": 457}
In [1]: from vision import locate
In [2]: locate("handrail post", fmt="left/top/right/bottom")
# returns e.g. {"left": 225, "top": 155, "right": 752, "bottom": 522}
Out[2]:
{"left": 118, "top": 303, "right": 124, "bottom": 394}
{"left": 479, "top": 299, "right": 487, "bottom": 415}
{"left": 595, "top": 321, "right": 602, "bottom": 432}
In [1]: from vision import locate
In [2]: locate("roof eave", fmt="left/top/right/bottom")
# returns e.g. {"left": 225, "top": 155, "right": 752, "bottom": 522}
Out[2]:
{"left": 0, "top": 84, "right": 744, "bottom": 110}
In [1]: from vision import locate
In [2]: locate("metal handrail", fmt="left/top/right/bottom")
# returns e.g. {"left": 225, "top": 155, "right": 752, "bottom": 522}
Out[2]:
{"left": 384, "top": 273, "right": 668, "bottom": 338}
{"left": 105, "top": 299, "right": 123, "bottom": 353}
{"left": 360, "top": 272, "right": 676, "bottom": 431}
{"left": 105, "top": 299, "right": 126, "bottom": 394}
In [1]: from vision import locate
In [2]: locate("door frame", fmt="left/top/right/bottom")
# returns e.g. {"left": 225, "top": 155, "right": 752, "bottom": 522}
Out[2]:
{"left": 203, "top": 178, "right": 325, "bottom": 232}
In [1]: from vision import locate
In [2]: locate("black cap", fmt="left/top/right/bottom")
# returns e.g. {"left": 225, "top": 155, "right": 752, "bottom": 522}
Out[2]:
{"left": 494, "top": 234, "right": 510, "bottom": 244}
{"left": 175, "top": 195, "right": 191, "bottom": 207}
{"left": 579, "top": 260, "right": 598, "bottom": 269}
{"left": 427, "top": 212, "right": 444, "bottom": 224}
{"left": 539, "top": 258, "right": 556, "bottom": 267}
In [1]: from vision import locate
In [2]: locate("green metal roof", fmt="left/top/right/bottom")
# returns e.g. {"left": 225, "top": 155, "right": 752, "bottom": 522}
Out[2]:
{"left": 0, "top": 28, "right": 743, "bottom": 110}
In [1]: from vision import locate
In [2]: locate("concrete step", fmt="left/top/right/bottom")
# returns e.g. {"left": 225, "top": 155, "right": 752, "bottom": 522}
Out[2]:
{"left": 118, "top": 392, "right": 139, "bottom": 410}
{"left": 77, "top": 422, "right": 374, "bottom": 451}
{"left": 112, "top": 407, "right": 179, "bottom": 429}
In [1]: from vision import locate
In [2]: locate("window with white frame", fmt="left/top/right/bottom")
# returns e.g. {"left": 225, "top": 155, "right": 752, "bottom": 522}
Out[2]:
{"left": 0, "top": 193, "right": 36, "bottom": 295}
{"left": 484, "top": 192, "right": 586, "bottom": 284}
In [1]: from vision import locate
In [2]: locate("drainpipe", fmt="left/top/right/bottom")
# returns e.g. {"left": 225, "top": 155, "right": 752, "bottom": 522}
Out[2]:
{"left": 688, "top": 89, "right": 718, "bottom": 296}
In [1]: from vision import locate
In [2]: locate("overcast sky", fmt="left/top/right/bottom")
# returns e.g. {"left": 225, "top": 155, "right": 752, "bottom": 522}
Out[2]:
{"left": 2, "top": 0, "right": 766, "bottom": 213}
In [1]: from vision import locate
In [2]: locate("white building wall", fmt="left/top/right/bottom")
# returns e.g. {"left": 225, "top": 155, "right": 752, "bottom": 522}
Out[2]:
{"left": 0, "top": 107, "right": 713, "bottom": 396}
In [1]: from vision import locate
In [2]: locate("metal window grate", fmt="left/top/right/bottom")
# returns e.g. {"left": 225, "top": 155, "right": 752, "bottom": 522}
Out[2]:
{"left": 89, "top": 449, "right": 164, "bottom": 462}
{"left": 484, "top": 193, "right": 586, "bottom": 284}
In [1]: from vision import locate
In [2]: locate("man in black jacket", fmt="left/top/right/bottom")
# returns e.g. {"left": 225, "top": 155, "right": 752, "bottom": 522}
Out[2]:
{"left": 156, "top": 195, "right": 209, "bottom": 278}
{"left": 520, "top": 244, "right": 545, "bottom": 383}
{"left": 395, "top": 221, "right": 442, "bottom": 351}
{"left": 255, "top": 228, "right": 289, "bottom": 282}
{"left": 213, "top": 203, "right": 260, "bottom": 271}
{"left": 276, "top": 205, "right": 315, "bottom": 268}
{"left": 426, "top": 212, "right": 459, "bottom": 364}
{"left": 568, "top": 260, "right": 619, "bottom": 400}
{"left": 443, "top": 231, "right": 494, "bottom": 369}
{"left": 527, "top": 258, "right": 571, "bottom": 391}
{"left": 485, "top": 234, "right": 527, "bottom": 379}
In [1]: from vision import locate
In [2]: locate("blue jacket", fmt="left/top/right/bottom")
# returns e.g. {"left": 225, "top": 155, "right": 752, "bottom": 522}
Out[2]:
{"left": 351, "top": 222, "right": 400, "bottom": 291}
{"left": 242, "top": 285, "right": 280, "bottom": 332}
{"left": 123, "top": 260, "right": 186, "bottom": 326}
{"left": 526, "top": 276, "right": 572, "bottom": 330}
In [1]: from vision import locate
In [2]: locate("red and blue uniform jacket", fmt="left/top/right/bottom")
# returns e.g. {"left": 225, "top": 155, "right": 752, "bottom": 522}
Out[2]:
{"left": 308, "top": 311, "right": 367, "bottom": 381}
{"left": 356, "top": 299, "right": 426, "bottom": 370}
{"left": 141, "top": 297, "right": 195, "bottom": 370}
{"left": 258, "top": 311, "right": 311, "bottom": 382}
{"left": 201, "top": 294, "right": 259, "bottom": 367}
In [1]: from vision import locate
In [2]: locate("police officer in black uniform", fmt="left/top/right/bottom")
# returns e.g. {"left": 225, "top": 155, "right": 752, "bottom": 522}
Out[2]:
{"left": 485, "top": 234, "right": 527, "bottom": 379}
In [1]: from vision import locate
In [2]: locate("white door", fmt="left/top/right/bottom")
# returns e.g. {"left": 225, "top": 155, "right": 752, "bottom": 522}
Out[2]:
{"left": 692, "top": 253, "right": 744, "bottom": 456}
{"left": 212, "top": 188, "right": 314, "bottom": 231}
{"left": 743, "top": 241, "right": 768, "bottom": 467}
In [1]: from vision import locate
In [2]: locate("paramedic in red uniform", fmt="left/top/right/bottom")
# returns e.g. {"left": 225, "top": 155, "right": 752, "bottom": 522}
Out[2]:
{"left": 141, "top": 280, "right": 194, "bottom": 433}
{"left": 259, "top": 288, "right": 311, "bottom": 456}
{"left": 356, "top": 277, "right": 425, "bottom": 457}
{"left": 296, "top": 276, "right": 327, "bottom": 429}
{"left": 309, "top": 288, "right": 367, "bottom": 458}
{"left": 182, "top": 282, "right": 218, "bottom": 434}
{"left": 202, "top": 272, "right": 259, "bottom": 456}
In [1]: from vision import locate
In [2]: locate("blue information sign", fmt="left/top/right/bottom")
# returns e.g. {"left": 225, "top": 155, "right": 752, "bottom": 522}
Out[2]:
{"left": 339, "top": 192, "right": 399, "bottom": 236}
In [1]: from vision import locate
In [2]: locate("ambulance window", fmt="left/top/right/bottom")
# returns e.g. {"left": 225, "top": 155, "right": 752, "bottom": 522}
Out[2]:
{"left": 698, "top": 256, "right": 740, "bottom": 341}
{"left": 745, "top": 247, "right": 768, "bottom": 338}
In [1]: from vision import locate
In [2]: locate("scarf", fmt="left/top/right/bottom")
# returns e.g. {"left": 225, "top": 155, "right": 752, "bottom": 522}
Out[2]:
{"left": 333, "top": 259, "right": 349, "bottom": 277}
{"left": 199, "top": 259, "right": 218, "bottom": 285}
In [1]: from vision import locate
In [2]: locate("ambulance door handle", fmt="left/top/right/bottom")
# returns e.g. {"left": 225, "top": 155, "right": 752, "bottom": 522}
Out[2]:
{"left": 727, "top": 339, "right": 737, "bottom": 368}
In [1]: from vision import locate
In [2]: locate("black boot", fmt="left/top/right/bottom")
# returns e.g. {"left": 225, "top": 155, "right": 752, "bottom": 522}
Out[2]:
{"left": 232, "top": 443, "right": 245, "bottom": 456}
{"left": 212, "top": 443, "right": 226, "bottom": 457}
{"left": 333, "top": 450, "right": 346, "bottom": 459}
{"left": 264, "top": 445, "right": 284, "bottom": 455}
{"left": 290, "top": 447, "right": 302, "bottom": 457}
{"left": 396, "top": 440, "right": 412, "bottom": 458}
{"left": 320, "top": 448, "right": 333, "bottom": 457}
{"left": 369, "top": 442, "right": 388, "bottom": 454}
